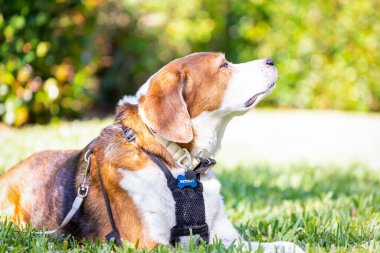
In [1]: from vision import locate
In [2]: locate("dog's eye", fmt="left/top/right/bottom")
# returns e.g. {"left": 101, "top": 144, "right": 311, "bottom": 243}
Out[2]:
{"left": 220, "top": 61, "right": 229, "bottom": 69}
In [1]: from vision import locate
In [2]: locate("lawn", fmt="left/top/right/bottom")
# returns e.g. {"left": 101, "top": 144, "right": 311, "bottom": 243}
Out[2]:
{"left": 0, "top": 118, "right": 379, "bottom": 252}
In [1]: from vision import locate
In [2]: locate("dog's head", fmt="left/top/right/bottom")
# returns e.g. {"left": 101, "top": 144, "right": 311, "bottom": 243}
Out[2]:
{"left": 128, "top": 52, "right": 277, "bottom": 144}
{"left": 134, "top": 53, "right": 277, "bottom": 143}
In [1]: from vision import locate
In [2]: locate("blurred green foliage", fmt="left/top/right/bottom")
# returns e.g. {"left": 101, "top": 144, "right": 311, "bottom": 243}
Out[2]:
{"left": 1, "top": 0, "right": 379, "bottom": 125}
{"left": 0, "top": 0, "right": 99, "bottom": 125}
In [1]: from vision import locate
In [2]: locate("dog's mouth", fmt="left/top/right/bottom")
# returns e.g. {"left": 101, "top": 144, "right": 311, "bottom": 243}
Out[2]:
{"left": 244, "top": 82, "right": 276, "bottom": 108}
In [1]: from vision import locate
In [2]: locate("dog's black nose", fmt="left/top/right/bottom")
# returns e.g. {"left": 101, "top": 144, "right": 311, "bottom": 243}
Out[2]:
{"left": 265, "top": 58, "right": 275, "bottom": 66}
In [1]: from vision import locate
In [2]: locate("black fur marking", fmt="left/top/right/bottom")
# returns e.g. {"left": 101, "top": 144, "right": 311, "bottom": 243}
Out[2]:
{"left": 114, "top": 110, "right": 126, "bottom": 122}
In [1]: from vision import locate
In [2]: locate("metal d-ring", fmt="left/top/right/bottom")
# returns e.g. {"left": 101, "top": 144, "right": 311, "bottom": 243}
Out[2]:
{"left": 82, "top": 150, "right": 92, "bottom": 184}
{"left": 84, "top": 150, "right": 91, "bottom": 163}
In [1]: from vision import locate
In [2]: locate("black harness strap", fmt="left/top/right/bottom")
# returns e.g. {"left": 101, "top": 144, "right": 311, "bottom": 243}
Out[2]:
{"left": 123, "top": 125, "right": 210, "bottom": 246}
{"left": 96, "top": 160, "right": 123, "bottom": 248}
{"left": 141, "top": 150, "right": 209, "bottom": 246}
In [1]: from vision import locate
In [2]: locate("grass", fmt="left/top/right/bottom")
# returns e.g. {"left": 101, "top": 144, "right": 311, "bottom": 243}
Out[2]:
{"left": 0, "top": 118, "right": 379, "bottom": 252}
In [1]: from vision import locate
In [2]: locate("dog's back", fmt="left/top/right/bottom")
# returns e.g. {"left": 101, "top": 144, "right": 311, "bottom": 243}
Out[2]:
{"left": 0, "top": 150, "right": 78, "bottom": 227}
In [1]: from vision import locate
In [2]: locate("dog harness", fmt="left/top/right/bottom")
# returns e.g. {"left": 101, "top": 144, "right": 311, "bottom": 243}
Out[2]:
{"left": 123, "top": 126, "right": 216, "bottom": 245}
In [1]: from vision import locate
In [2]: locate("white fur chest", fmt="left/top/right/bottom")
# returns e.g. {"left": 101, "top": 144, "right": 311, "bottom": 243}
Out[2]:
{"left": 118, "top": 166, "right": 221, "bottom": 244}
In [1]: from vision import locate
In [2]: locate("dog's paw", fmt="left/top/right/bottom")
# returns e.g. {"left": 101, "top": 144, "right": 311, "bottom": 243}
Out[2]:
{"left": 271, "top": 241, "right": 305, "bottom": 253}
{"left": 242, "top": 241, "right": 305, "bottom": 253}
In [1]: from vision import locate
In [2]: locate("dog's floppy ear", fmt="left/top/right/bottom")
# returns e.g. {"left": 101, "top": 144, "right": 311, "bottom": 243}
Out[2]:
{"left": 140, "top": 69, "right": 193, "bottom": 143}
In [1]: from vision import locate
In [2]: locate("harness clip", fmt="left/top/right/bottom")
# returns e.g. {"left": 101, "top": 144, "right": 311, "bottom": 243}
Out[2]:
{"left": 78, "top": 184, "right": 89, "bottom": 197}
{"left": 195, "top": 157, "right": 216, "bottom": 174}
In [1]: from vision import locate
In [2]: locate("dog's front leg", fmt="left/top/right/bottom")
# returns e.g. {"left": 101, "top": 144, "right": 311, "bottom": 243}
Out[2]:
{"left": 241, "top": 241, "right": 305, "bottom": 253}
{"left": 208, "top": 197, "right": 241, "bottom": 246}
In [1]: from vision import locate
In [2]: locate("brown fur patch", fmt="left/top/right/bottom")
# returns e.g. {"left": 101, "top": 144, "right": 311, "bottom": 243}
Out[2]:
{"left": 141, "top": 71, "right": 193, "bottom": 143}
{"left": 7, "top": 186, "right": 29, "bottom": 224}
{"left": 181, "top": 53, "right": 232, "bottom": 118}
{"left": 116, "top": 103, "right": 177, "bottom": 168}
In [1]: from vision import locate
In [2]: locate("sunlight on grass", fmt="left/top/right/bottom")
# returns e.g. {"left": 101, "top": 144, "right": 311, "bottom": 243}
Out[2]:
{"left": 0, "top": 117, "right": 112, "bottom": 172}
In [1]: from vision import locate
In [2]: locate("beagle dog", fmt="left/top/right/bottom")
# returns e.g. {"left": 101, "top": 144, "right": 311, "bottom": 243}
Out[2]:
{"left": 0, "top": 52, "right": 304, "bottom": 252}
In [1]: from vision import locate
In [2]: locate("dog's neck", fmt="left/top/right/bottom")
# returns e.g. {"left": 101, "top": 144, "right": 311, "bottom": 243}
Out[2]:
{"left": 189, "top": 111, "right": 233, "bottom": 158}
{"left": 117, "top": 98, "right": 234, "bottom": 162}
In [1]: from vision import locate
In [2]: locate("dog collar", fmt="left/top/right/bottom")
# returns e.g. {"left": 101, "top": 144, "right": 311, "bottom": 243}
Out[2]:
{"left": 149, "top": 130, "right": 200, "bottom": 170}
{"left": 123, "top": 126, "right": 216, "bottom": 174}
